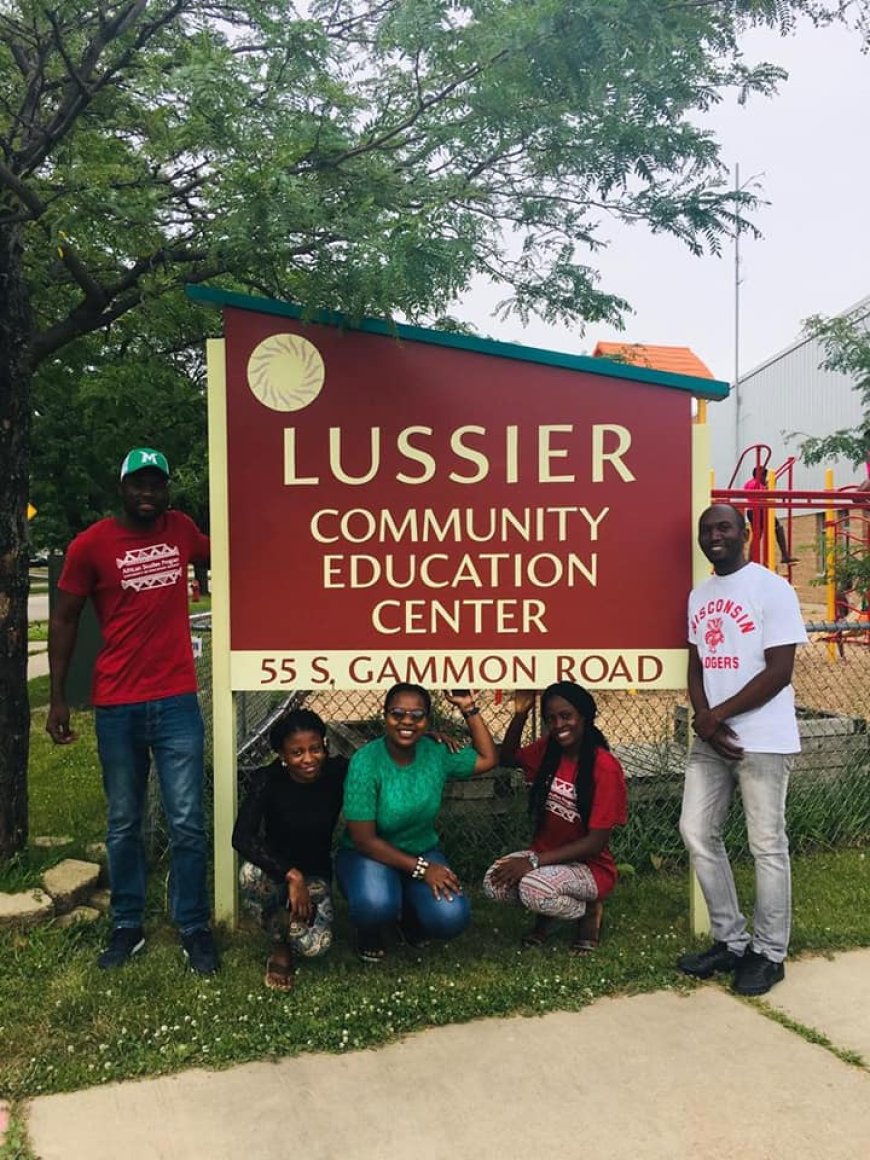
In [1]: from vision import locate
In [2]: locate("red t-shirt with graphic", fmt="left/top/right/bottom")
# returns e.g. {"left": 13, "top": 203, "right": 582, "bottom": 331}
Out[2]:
{"left": 516, "top": 736, "right": 628, "bottom": 897}
{"left": 59, "top": 511, "right": 210, "bottom": 706}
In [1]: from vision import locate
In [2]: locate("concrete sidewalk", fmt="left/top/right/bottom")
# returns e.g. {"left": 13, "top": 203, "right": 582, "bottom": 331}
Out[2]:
{"left": 28, "top": 642, "right": 49, "bottom": 681}
{"left": 23, "top": 948, "right": 870, "bottom": 1160}
{"left": 28, "top": 591, "right": 50, "bottom": 680}
{"left": 28, "top": 592, "right": 49, "bottom": 623}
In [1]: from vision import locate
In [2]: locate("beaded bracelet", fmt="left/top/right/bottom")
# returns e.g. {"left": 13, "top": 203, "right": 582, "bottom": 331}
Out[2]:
{"left": 461, "top": 706, "right": 480, "bottom": 719}
{"left": 411, "top": 856, "right": 430, "bottom": 880}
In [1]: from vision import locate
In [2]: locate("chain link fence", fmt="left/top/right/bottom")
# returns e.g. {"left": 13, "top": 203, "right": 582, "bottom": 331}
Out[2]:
{"left": 148, "top": 616, "right": 870, "bottom": 879}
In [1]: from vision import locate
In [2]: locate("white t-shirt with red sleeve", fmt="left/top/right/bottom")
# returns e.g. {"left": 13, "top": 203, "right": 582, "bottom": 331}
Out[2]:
{"left": 516, "top": 735, "right": 628, "bottom": 897}
{"left": 688, "top": 561, "right": 808, "bottom": 752}
{"left": 59, "top": 511, "right": 210, "bottom": 706}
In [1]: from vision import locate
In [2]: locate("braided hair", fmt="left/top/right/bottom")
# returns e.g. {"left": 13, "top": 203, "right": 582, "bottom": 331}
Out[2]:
{"left": 527, "top": 682, "right": 610, "bottom": 832}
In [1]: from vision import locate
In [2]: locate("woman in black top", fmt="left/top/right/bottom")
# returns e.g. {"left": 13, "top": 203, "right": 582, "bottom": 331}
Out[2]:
{"left": 232, "top": 708, "right": 347, "bottom": 990}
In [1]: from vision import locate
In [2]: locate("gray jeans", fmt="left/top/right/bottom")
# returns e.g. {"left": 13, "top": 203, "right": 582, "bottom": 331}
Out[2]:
{"left": 679, "top": 740, "right": 792, "bottom": 962}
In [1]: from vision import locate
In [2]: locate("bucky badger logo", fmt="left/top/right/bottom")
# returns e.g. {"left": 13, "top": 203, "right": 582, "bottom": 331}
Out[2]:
{"left": 704, "top": 617, "right": 725, "bottom": 651}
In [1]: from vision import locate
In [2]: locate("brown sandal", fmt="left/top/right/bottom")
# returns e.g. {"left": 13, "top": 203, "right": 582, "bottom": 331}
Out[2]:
{"left": 521, "top": 917, "right": 558, "bottom": 948}
{"left": 397, "top": 914, "right": 431, "bottom": 951}
{"left": 570, "top": 901, "right": 603, "bottom": 955}
{"left": 264, "top": 947, "right": 295, "bottom": 991}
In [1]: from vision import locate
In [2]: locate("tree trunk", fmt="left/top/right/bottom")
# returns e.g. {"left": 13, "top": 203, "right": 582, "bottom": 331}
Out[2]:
{"left": 0, "top": 220, "right": 33, "bottom": 859}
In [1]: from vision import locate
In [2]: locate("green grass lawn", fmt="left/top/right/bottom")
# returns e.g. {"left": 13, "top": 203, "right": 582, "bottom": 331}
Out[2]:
{"left": 27, "top": 620, "right": 48, "bottom": 643}
{"left": 26, "top": 675, "right": 50, "bottom": 711}
{"left": 2, "top": 846, "right": 868, "bottom": 1102}
{"left": 2, "top": 693, "right": 870, "bottom": 1105}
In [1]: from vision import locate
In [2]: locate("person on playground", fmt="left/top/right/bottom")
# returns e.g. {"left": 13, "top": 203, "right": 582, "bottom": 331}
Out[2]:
{"left": 677, "top": 503, "right": 807, "bottom": 995}
{"left": 483, "top": 683, "right": 627, "bottom": 953}
{"left": 233, "top": 709, "right": 348, "bottom": 991}
{"left": 744, "top": 465, "right": 798, "bottom": 565}
{"left": 337, "top": 683, "right": 497, "bottom": 962}
{"left": 47, "top": 448, "right": 218, "bottom": 975}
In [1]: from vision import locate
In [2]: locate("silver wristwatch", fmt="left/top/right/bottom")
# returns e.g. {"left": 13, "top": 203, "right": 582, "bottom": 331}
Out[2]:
{"left": 527, "top": 851, "right": 540, "bottom": 870}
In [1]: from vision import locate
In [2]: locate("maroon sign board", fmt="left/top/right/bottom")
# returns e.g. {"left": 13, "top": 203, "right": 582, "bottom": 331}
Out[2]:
{"left": 194, "top": 288, "right": 727, "bottom": 691}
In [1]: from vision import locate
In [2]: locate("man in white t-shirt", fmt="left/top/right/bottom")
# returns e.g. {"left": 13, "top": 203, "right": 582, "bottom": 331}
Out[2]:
{"left": 677, "top": 503, "right": 808, "bottom": 995}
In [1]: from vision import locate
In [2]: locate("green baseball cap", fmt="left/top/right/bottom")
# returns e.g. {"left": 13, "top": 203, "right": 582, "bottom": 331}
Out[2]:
{"left": 120, "top": 447, "right": 170, "bottom": 479}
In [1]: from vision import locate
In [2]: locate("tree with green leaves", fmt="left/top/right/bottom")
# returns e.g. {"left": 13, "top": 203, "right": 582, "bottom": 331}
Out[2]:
{"left": 798, "top": 304, "right": 870, "bottom": 471}
{"left": 30, "top": 310, "right": 209, "bottom": 553}
{"left": 2, "top": 0, "right": 868, "bottom": 857}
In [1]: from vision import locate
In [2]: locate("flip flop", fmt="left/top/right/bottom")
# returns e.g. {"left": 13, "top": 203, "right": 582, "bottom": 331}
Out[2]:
{"left": 397, "top": 914, "right": 431, "bottom": 950}
{"left": 356, "top": 928, "right": 386, "bottom": 963}
{"left": 264, "top": 950, "right": 295, "bottom": 991}
{"left": 521, "top": 917, "right": 558, "bottom": 948}
{"left": 569, "top": 901, "right": 604, "bottom": 955}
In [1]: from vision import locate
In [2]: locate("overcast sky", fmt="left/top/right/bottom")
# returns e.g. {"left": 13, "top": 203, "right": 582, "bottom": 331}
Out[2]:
{"left": 456, "top": 20, "right": 870, "bottom": 385}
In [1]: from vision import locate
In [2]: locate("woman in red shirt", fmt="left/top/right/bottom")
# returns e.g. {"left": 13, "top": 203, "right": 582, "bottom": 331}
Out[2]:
{"left": 484, "top": 682, "right": 627, "bottom": 953}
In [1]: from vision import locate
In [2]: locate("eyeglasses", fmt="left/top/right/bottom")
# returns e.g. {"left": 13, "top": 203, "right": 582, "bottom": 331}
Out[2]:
{"left": 386, "top": 708, "right": 427, "bottom": 723}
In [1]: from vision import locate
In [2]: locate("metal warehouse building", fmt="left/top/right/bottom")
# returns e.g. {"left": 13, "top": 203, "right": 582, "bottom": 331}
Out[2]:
{"left": 708, "top": 294, "right": 869, "bottom": 491}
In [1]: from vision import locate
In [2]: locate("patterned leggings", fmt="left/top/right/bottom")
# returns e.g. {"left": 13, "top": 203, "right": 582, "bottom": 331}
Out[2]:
{"left": 482, "top": 849, "right": 598, "bottom": 920}
{"left": 238, "top": 861, "right": 334, "bottom": 958}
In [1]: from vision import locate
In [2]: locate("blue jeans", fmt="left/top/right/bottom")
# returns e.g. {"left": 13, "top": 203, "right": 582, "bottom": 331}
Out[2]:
{"left": 94, "top": 693, "right": 209, "bottom": 935}
{"left": 335, "top": 848, "right": 470, "bottom": 941}
{"left": 679, "top": 740, "right": 792, "bottom": 962}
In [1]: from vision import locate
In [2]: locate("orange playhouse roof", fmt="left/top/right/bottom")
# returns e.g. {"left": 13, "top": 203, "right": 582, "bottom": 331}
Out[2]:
{"left": 592, "top": 342, "right": 714, "bottom": 380}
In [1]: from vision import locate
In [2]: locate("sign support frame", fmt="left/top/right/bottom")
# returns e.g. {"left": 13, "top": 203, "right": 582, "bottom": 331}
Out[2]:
{"left": 689, "top": 402, "right": 712, "bottom": 936}
{"left": 206, "top": 338, "right": 238, "bottom": 924}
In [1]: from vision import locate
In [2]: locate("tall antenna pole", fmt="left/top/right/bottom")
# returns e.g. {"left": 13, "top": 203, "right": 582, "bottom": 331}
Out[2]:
{"left": 734, "top": 162, "right": 741, "bottom": 442}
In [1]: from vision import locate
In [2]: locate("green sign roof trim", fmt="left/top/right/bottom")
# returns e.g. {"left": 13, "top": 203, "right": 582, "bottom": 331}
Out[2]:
{"left": 186, "top": 284, "right": 729, "bottom": 400}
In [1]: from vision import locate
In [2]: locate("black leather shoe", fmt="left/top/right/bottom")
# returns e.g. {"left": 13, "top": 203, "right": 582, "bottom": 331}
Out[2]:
{"left": 676, "top": 941, "right": 741, "bottom": 979}
{"left": 733, "top": 950, "right": 785, "bottom": 996}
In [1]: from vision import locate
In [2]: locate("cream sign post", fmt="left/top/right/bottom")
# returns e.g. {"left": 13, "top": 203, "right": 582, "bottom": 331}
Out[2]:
{"left": 191, "top": 286, "right": 728, "bottom": 921}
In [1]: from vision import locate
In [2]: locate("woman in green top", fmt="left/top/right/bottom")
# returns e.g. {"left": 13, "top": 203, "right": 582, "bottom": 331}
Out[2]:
{"left": 337, "top": 682, "right": 498, "bottom": 962}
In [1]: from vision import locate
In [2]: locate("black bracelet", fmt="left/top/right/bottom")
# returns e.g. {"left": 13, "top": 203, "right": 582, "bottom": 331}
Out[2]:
{"left": 462, "top": 706, "right": 480, "bottom": 719}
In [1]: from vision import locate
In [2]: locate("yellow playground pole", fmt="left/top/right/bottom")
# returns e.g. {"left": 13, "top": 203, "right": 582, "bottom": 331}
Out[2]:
{"left": 765, "top": 468, "right": 777, "bottom": 571}
{"left": 825, "top": 467, "right": 836, "bottom": 662}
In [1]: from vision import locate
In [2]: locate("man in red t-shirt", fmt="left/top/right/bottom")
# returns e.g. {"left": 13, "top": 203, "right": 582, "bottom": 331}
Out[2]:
{"left": 47, "top": 448, "right": 218, "bottom": 975}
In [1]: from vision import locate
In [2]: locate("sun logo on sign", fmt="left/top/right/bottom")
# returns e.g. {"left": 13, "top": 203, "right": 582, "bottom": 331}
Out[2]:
{"left": 246, "top": 333, "right": 326, "bottom": 412}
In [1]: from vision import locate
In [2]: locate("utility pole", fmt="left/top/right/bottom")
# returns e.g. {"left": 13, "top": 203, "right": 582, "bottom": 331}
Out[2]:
{"left": 733, "top": 165, "right": 763, "bottom": 455}
{"left": 734, "top": 162, "right": 742, "bottom": 447}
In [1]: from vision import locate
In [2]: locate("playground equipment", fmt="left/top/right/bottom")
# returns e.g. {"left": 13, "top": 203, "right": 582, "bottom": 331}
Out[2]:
{"left": 827, "top": 504, "right": 870, "bottom": 655}
{"left": 715, "top": 446, "right": 870, "bottom": 657}
{"left": 725, "top": 443, "right": 798, "bottom": 571}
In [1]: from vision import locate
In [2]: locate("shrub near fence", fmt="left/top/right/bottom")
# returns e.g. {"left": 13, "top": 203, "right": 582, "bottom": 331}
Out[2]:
{"left": 148, "top": 618, "right": 870, "bottom": 878}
